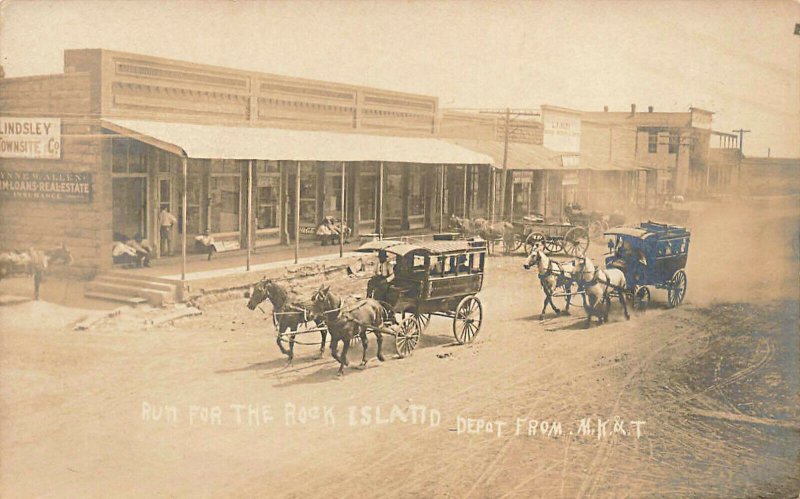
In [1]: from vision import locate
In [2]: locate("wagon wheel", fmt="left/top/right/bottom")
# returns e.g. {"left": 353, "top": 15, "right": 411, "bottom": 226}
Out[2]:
{"left": 632, "top": 286, "right": 650, "bottom": 311}
{"left": 667, "top": 270, "right": 687, "bottom": 308}
{"left": 544, "top": 238, "right": 563, "bottom": 254}
{"left": 402, "top": 311, "right": 432, "bottom": 332}
{"left": 588, "top": 221, "right": 605, "bottom": 241}
{"left": 563, "top": 227, "right": 590, "bottom": 256}
{"left": 525, "top": 232, "right": 546, "bottom": 254}
{"left": 453, "top": 296, "right": 483, "bottom": 344}
{"left": 415, "top": 312, "right": 432, "bottom": 331}
{"left": 395, "top": 316, "right": 421, "bottom": 358}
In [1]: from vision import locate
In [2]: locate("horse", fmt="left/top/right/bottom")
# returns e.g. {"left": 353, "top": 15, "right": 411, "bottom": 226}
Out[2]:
{"left": 523, "top": 244, "right": 579, "bottom": 320}
{"left": 311, "top": 285, "right": 401, "bottom": 376}
{"left": 473, "top": 218, "right": 515, "bottom": 254}
{"left": 449, "top": 214, "right": 479, "bottom": 237}
{"left": 246, "top": 279, "right": 326, "bottom": 365}
{"left": 572, "top": 256, "right": 630, "bottom": 325}
{"left": 0, "top": 244, "right": 73, "bottom": 300}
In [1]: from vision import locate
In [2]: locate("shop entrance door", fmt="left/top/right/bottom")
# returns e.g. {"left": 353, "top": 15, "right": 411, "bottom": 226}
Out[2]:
{"left": 112, "top": 177, "right": 147, "bottom": 240}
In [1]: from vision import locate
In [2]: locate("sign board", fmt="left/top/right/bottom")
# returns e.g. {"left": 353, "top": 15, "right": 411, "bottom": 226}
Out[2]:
{"left": 690, "top": 110, "right": 712, "bottom": 130}
{"left": 561, "top": 172, "right": 579, "bottom": 186}
{"left": 300, "top": 225, "right": 317, "bottom": 235}
{"left": 513, "top": 171, "right": 533, "bottom": 183}
{"left": 0, "top": 118, "right": 61, "bottom": 159}
{"left": 542, "top": 108, "right": 581, "bottom": 153}
{"left": 0, "top": 170, "right": 92, "bottom": 202}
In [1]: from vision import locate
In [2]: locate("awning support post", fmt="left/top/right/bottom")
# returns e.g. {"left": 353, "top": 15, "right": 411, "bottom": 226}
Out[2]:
{"left": 181, "top": 156, "right": 187, "bottom": 281}
{"left": 378, "top": 162, "right": 384, "bottom": 238}
{"left": 462, "top": 165, "right": 468, "bottom": 217}
{"left": 246, "top": 159, "right": 253, "bottom": 271}
{"left": 439, "top": 165, "right": 445, "bottom": 231}
{"left": 294, "top": 162, "right": 300, "bottom": 264}
{"left": 340, "top": 161, "right": 345, "bottom": 258}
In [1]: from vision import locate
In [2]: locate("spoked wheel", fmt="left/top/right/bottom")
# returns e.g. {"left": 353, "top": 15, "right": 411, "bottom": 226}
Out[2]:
{"left": 395, "top": 316, "right": 421, "bottom": 357}
{"left": 415, "top": 313, "right": 432, "bottom": 331}
{"left": 632, "top": 286, "right": 650, "bottom": 311}
{"left": 588, "top": 221, "right": 605, "bottom": 241}
{"left": 544, "top": 238, "right": 563, "bottom": 254}
{"left": 667, "top": 270, "right": 687, "bottom": 308}
{"left": 525, "top": 232, "right": 546, "bottom": 254}
{"left": 510, "top": 234, "right": 524, "bottom": 253}
{"left": 453, "top": 295, "right": 483, "bottom": 344}
{"left": 564, "top": 227, "right": 590, "bottom": 256}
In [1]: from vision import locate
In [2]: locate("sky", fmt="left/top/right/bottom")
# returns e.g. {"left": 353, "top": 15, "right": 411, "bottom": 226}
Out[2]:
{"left": 1, "top": 0, "right": 798, "bottom": 157}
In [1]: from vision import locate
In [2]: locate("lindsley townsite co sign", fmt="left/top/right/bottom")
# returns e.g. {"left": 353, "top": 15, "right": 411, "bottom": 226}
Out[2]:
{"left": 0, "top": 171, "right": 93, "bottom": 203}
{"left": 0, "top": 117, "right": 62, "bottom": 159}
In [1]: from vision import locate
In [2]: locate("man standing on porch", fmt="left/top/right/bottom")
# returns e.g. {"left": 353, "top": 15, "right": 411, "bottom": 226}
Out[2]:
{"left": 158, "top": 207, "right": 178, "bottom": 257}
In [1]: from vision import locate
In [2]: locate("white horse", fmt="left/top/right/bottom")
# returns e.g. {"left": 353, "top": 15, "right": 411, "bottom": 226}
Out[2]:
{"left": 573, "top": 256, "right": 630, "bottom": 325}
{"left": 523, "top": 244, "right": 579, "bottom": 320}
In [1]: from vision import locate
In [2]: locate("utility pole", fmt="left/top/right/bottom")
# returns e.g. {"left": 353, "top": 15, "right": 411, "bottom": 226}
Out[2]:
{"left": 732, "top": 129, "right": 750, "bottom": 190}
{"left": 477, "top": 108, "right": 540, "bottom": 221}
{"left": 732, "top": 129, "right": 751, "bottom": 154}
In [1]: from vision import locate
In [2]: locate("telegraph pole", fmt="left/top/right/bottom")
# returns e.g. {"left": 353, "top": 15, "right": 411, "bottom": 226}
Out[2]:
{"left": 732, "top": 129, "right": 751, "bottom": 154}
{"left": 477, "top": 108, "right": 540, "bottom": 221}
{"left": 732, "top": 129, "right": 750, "bottom": 190}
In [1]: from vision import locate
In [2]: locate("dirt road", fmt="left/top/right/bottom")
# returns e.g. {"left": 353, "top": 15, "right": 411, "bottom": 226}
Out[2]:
{"left": 1, "top": 196, "right": 798, "bottom": 498}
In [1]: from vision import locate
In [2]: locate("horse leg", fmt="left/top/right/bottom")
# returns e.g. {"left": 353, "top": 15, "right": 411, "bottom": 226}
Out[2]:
{"left": 548, "top": 286, "right": 561, "bottom": 316}
{"left": 276, "top": 324, "right": 289, "bottom": 356}
{"left": 619, "top": 291, "right": 630, "bottom": 320}
{"left": 340, "top": 334, "right": 351, "bottom": 370}
{"left": 563, "top": 285, "right": 572, "bottom": 315}
{"left": 287, "top": 331, "right": 296, "bottom": 366}
{"left": 316, "top": 319, "right": 327, "bottom": 359}
{"left": 359, "top": 328, "right": 369, "bottom": 368}
{"left": 375, "top": 327, "right": 385, "bottom": 362}
{"left": 330, "top": 336, "right": 341, "bottom": 364}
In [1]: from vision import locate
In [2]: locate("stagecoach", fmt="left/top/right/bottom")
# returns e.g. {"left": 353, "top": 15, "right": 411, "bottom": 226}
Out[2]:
{"left": 604, "top": 221, "right": 690, "bottom": 310}
{"left": 357, "top": 237, "right": 486, "bottom": 356}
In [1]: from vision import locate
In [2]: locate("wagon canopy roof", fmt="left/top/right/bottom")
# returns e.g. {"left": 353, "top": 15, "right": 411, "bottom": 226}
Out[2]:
{"left": 605, "top": 221, "right": 690, "bottom": 240}
{"left": 357, "top": 239, "right": 485, "bottom": 256}
{"left": 103, "top": 119, "right": 494, "bottom": 165}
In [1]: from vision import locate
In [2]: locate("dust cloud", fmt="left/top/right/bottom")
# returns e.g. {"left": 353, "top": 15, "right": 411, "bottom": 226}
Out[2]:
{"left": 686, "top": 194, "right": 799, "bottom": 306}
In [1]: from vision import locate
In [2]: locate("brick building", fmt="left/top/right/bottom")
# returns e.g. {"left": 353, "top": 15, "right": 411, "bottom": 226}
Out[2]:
{"left": 0, "top": 49, "right": 491, "bottom": 275}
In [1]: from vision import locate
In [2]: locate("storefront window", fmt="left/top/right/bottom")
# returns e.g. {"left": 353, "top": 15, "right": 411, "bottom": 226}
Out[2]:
{"left": 299, "top": 164, "right": 317, "bottom": 225}
{"left": 324, "top": 169, "right": 343, "bottom": 217}
{"left": 210, "top": 175, "right": 240, "bottom": 233}
{"left": 257, "top": 175, "right": 280, "bottom": 230}
{"left": 178, "top": 175, "right": 202, "bottom": 235}
{"left": 112, "top": 138, "right": 128, "bottom": 173}
{"left": 359, "top": 174, "right": 378, "bottom": 222}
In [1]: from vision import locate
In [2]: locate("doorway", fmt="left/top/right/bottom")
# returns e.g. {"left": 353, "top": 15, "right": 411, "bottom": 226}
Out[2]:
{"left": 112, "top": 177, "right": 147, "bottom": 240}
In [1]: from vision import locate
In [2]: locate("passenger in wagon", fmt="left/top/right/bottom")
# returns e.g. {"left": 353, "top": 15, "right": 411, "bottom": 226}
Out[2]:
{"left": 367, "top": 250, "right": 394, "bottom": 302}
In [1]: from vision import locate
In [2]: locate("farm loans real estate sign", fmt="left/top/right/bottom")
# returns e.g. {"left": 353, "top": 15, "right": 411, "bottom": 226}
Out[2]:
{"left": 0, "top": 117, "right": 61, "bottom": 159}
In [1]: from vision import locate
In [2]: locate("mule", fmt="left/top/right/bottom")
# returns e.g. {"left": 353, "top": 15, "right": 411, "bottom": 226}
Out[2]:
{"left": 472, "top": 218, "right": 515, "bottom": 254}
{"left": 523, "top": 245, "right": 579, "bottom": 320}
{"left": 246, "top": 279, "right": 326, "bottom": 365}
{"left": 311, "top": 285, "right": 400, "bottom": 376}
{"left": 573, "top": 256, "right": 630, "bottom": 325}
{"left": 449, "top": 214, "right": 479, "bottom": 237}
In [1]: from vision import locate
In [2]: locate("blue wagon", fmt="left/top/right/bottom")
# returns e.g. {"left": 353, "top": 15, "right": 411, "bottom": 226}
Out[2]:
{"left": 604, "top": 222, "right": 690, "bottom": 310}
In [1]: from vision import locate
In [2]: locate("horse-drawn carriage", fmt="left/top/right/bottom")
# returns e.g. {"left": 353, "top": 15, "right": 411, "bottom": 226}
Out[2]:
{"left": 604, "top": 221, "right": 690, "bottom": 310}
{"left": 246, "top": 236, "right": 486, "bottom": 375}
{"left": 356, "top": 237, "right": 486, "bottom": 356}
{"left": 510, "top": 215, "right": 590, "bottom": 257}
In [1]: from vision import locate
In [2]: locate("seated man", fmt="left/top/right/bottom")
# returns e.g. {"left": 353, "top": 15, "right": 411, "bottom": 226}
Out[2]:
{"left": 112, "top": 241, "right": 138, "bottom": 267}
{"left": 194, "top": 230, "right": 216, "bottom": 260}
{"left": 126, "top": 233, "right": 153, "bottom": 268}
{"left": 367, "top": 250, "right": 394, "bottom": 303}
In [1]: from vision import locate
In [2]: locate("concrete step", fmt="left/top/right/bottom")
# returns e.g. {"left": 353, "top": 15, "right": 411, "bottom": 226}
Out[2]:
{"left": 102, "top": 271, "right": 179, "bottom": 286}
{"left": 85, "top": 281, "right": 172, "bottom": 307}
{"left": 94, "top": 275, "right": 176, "bottom": 294}
{"left": 84, "top": 291, "right": 148, "bottom": 306}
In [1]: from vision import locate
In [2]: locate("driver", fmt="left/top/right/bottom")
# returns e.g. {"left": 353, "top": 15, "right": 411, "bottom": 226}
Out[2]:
{"left": 367, "top": 249, "right": 394, "bottom": 302}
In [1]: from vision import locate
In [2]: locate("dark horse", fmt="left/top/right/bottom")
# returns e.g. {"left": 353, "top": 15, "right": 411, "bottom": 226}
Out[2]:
{"left": 311, "top": 285, "right": 401, "bottom": 376}
{"left": 246, "top": 279, "right": 326, "bottom": 365}
{"left": 0, "top": 244, "right": 73, "bottom": 300}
